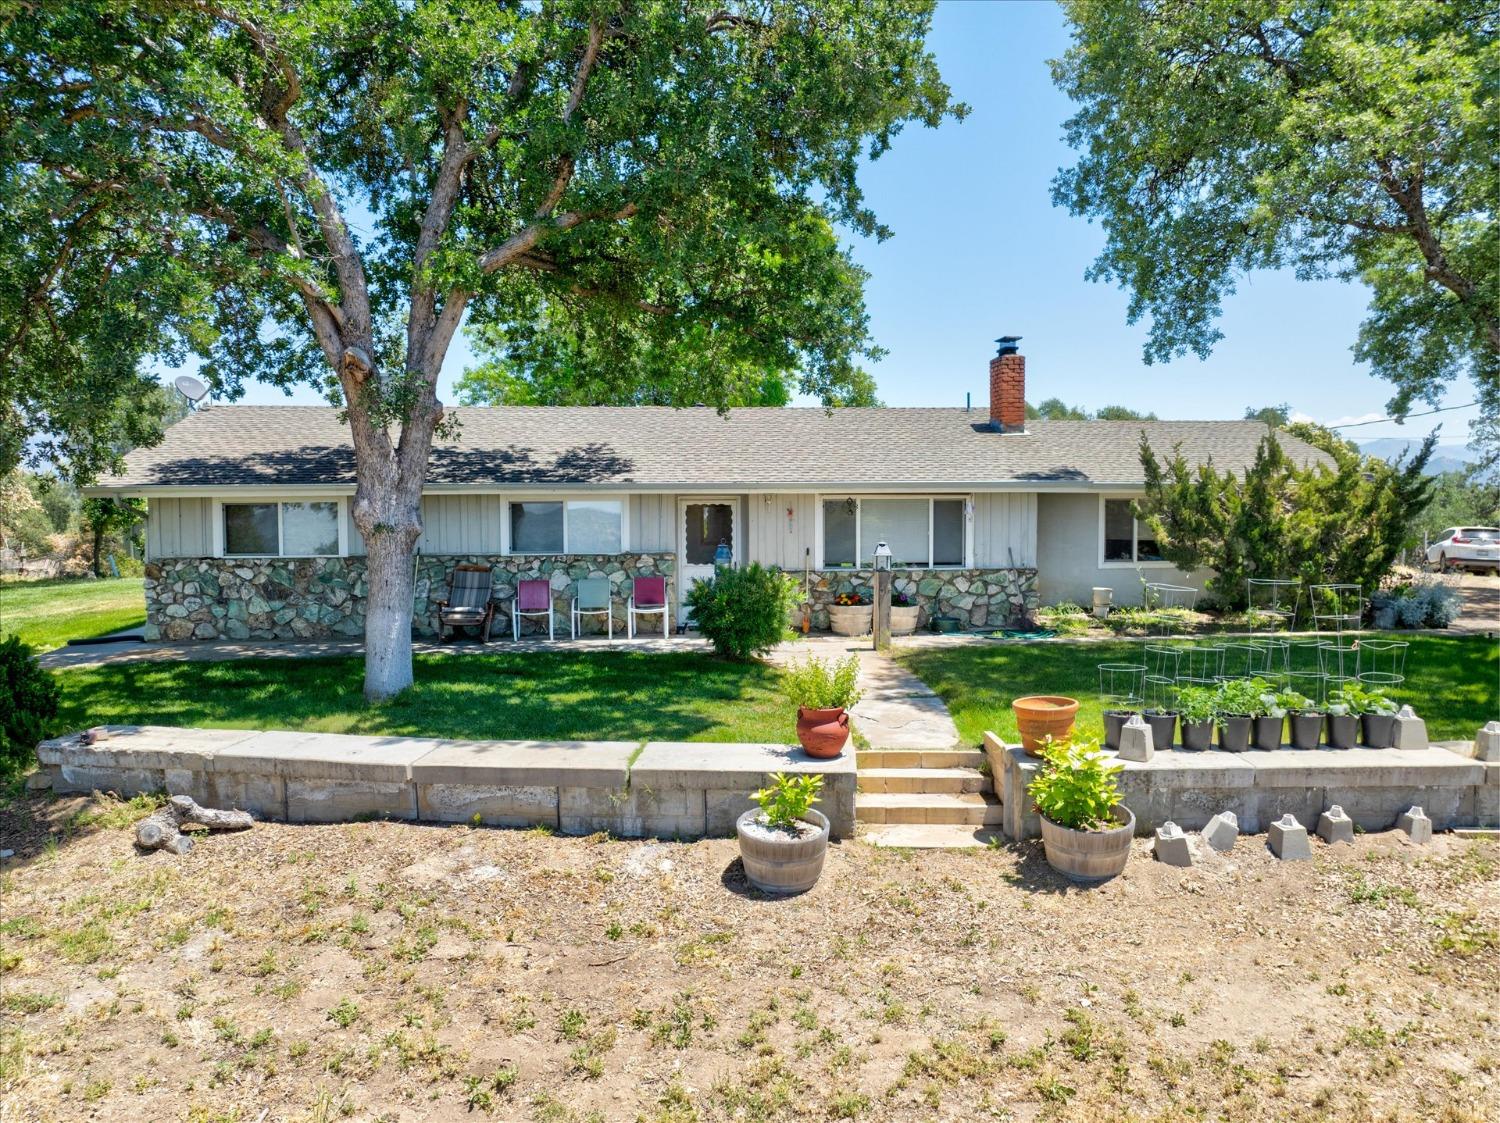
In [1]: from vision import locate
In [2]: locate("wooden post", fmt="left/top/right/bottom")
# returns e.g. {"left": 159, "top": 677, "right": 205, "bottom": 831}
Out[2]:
{"left": 873, "top": 568, "right": 891, "bottom": 652}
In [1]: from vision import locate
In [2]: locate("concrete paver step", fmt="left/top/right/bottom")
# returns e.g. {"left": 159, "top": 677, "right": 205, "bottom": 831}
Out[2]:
{"left": 857, "top": 767, "right": 989, "bottom": 795}
{"left": 861, "top": 824, "right": 1002, "bottom": 849}
{"left": 855, "top": 791, "right": 1003, "bottom": 826}
{"left": 857, "top": 749, "right": 985, "bottom": 769}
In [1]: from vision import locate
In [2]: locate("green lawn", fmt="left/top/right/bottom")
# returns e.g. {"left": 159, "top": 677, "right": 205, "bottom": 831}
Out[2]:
{"left": 52, "top": 651, "right": 796, "bottom": 743}
{"left": 899, "top": 634, "right": 1499, "bottom": 746}
{"left": 0, "top": 577, "right": 146, "bottom": 652}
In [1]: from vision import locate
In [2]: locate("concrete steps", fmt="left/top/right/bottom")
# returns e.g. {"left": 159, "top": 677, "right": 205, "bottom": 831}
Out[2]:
{"left": 856, "top": 749, "right": 984, "bottom": 769}
{"left": 858, "top": 767, "right": 986, "bottom": 795}
{"left": 855, "top": 791, "right": 1003, "bottom": 826}
{"left": 862, "top": 823, "right": 1001, "bottom": 849}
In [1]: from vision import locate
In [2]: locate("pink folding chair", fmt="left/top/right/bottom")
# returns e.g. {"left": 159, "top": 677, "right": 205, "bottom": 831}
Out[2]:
{"left": 627, "top": 576, "right": 669, "bottom": 639}
{"left": 512, "top": 578, "right": 554, "bottom": 640}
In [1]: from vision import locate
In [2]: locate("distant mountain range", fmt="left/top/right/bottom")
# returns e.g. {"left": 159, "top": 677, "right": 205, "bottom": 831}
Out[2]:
{"left": 1357, "top": 438, "right": 1477, "bottom": 476}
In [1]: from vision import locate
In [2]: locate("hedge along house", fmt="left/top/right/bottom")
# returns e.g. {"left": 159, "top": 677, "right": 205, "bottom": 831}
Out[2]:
{"left": 89, "top": 340, "right": 1328, "bottom": 642}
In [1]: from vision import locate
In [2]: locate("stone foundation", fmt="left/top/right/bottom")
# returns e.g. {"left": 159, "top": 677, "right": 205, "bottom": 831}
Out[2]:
{"left": 143, "top": 554, "right": 675, "bottom": 641}
{"left": 804, "top": 567, "right": 1038, "bottom": 632}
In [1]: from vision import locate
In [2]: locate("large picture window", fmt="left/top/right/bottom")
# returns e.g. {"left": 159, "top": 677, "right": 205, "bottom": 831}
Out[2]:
{"left": 821, "top": 497, "right": 967, "bottom": 569}
{"left": 509, "top": 499, "right": 624, "bottom": 555}
{"left": 1101, "top": 498, "right": 1163, "bottom": 564}
{"left": 224, "top": 501, "right": 339, "bottom": 557}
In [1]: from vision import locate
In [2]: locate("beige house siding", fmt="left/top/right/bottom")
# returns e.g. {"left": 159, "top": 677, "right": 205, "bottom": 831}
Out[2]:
{"left": 629, "top": 494, "right": 676, "bottom": 554}
{"left": 972, "top": 492, "right": 1037, "bottom": 568}
{"left": 745, "top": 493, "right": 817, "bottom": 571}
{"left": 416, "top": 494, "right": 503, "bottom": 555}
{"left": 146, "top": 497, "right": 213, "bottom": 559}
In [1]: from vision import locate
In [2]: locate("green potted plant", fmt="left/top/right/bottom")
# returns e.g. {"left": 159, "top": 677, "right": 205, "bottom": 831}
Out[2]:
{"left": 1175, "top": 685, "right": 1217, "bottom": 751}
{"left": 1274, "top": 688, "right": 1321, "bottom": 750}
{"left": 1211, "top": 677, "right": 1271, "bottom": 752}
{"left": 1324, "top": 687, "right": 1360, "bottom": 749}
{"left": 1331, "top": 683, "right": 1399, "bottom": 748}
{"left": 737, "top": 772, "right": 829, "bottom": 894}
{"left": 1028, "top": 738, "right": 1133, "bottom": 881}
{"left": 889, "top": 588, "right": 920, "bottom": 635}
{"left": 828, "top": 590, "right": 872, "bottom": 637}
{"left": 782, "top": 655, "right": 862, "bottom": 758}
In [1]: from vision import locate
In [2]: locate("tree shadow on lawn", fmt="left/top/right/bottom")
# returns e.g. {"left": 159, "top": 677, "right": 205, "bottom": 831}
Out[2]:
{"left": 53, "top": 650, "right": 796, "bottom": 744}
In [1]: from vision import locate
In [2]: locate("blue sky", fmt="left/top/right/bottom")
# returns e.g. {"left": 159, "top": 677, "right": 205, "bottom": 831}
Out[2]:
{"left": 215, "top": 1, "right": 1478, "bottom": 446}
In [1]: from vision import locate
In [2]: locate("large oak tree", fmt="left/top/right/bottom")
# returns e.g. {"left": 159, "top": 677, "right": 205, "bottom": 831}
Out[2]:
{"left": 1052, "top": 1, "right": 1497, "bottom": 459}
{"left": 3, "top": 0, "right": 959, "bottom": 698}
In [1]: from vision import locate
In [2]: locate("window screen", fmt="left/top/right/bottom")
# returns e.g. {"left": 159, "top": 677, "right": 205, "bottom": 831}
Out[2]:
{"left": 568, "top": 500, "right": 622, "bottom": 554}
{"left": 224, "top": 503, "right": 279, "bottom": 556}
{"left": 684, "top": 503, "right": 733, "bottom": 564}
{"left": 933, "top": 500, "right": 964, "bottom": 566}
{"left": 1103, "top": 500, "right": 1134, "bottom": 562}
{"left": 281, "top": 501, "right": 339, "bottom": 556}
{"left": 510, "top": 502, "right": 564, "bottom": 553}
{"left": 861, "top": 498, "right": 929, "bottom": 567}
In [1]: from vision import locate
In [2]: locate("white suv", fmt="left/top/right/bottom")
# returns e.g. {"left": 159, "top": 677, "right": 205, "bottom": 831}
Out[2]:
{"left": 1426, "top": 527, "right": 1500, "bottom": 572}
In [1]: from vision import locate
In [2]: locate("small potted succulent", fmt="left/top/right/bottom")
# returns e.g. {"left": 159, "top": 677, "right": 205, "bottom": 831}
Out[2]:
{"left": 828, "top": 590, "right": 872, "bottom": 637}
{"left": 1102, "top": 706, "right": 1139, "bottom": 751}
{"left": 1275, "top": 689, "right": 1322, "bottom": 750}
{"left": 1029, "top": 738, "right": 1134, "bottom": 881}
{"left": 736, "top": 772, "right": 829, "bottom": 894}
{"left": 1175, "top": 685, "right": 1217, "bottom": 751}
{"left": 889, "top": 589, "right": 920, "bottom": 635}
{"left": 1212, "top": 678, "right": 1266, "bottom": 752}
{"left": 1332, "top": 683, "right": 1399, "bottom": 747}
{"left": 782, "top": 654, "right": 862, "bottom": 758}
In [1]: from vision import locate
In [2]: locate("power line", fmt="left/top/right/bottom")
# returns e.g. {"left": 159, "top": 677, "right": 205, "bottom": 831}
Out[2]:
{"left": 1329, "top": 401, "right": 1478, "bottom": 430}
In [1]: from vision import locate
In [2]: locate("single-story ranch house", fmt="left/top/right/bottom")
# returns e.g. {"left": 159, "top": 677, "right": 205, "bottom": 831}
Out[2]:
{"left": 89, "top": 342, "right": 1326, "bottom": 641}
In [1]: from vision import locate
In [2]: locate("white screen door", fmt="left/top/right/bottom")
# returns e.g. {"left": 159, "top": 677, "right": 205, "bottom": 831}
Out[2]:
{"left": 679, "top": 499, "right": 736, "bottom": 625}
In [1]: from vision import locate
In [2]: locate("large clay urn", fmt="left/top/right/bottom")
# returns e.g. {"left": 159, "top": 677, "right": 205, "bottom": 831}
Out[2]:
{"left": 1012, "top": 695, "right": 1080, "bottom": 755}
{"left": 796, "top": 706, "right": 850, "bottom": 758}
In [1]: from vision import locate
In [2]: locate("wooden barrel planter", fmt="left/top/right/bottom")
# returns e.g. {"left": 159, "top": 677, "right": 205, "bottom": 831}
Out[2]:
{"left": 1012, "top": 696, "right": 1080, "bottom": 755}
{"left": 1039, "top": 805, "right": 1136, "bottom": 882}
{"left": 828, "top": 604, "right": 872, "bottom": 636}
{"left": 889, "top": 605, "right": 920, "bottom": 635}
{"left": 736, "top": 808, "right": 830, "bottom": 894}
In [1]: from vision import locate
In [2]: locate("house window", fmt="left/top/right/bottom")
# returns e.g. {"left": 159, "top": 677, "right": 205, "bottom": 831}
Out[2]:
{"left": 509, "top": 499, "right": 624, "bottom": 555}
{"left": 224, "top": 501, "right": 339, "bottom": 557}
{"left": 1101, "top": 498, "right": 1162, "bottom": 564}
{"left": 820, "top": 497, "right": 967, "bottom": 569}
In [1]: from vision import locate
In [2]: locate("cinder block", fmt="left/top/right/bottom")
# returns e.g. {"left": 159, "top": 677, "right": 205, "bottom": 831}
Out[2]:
{"left": 1392, "top": 708, "right": 1428, "bottom": 751}
{"left": 1153, "top": 821, "right": 1192, "bottom": 867}
{"left": 285, "top": 778, "right": 417, "bottom": 823}
{"left": 417, "top": 783, "right": 558, "bottom": 828}
{"left": 1317, "top": 804, "right": 1354, "bottom": 845}
{"left": 1268, "top": 814, "right": 1311, "bottom": 860}
{"left": 55, "top": 765, "right": 164, "bottom": 797}
{"left": 199, "top": 772, "right": 285, "bottom": 819}
{"left": 1396, "top": 806, "right": 1432, "bottom": 844}
{"left": 559, "top": 785, "right": 705, "bottom": 839}
{"left": 1202, "top": 811, "right": 1239, "bottom": 852}
{"left": 1476, "top": 722, "right": 1500, "bottom": 763}
{"left": 1116, "top": 716, "right": 1154, "bottom": 763}
{"left": 409, "top": 740, "right": 633, "bottom": 790}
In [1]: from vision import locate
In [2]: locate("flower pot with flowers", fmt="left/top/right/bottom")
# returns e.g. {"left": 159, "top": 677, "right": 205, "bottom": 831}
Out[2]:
{"left": 828, "top": 590, "right": 872, "bottom": 636}
{"left": 889, "top": 589, "right": 920, "bottom": 635}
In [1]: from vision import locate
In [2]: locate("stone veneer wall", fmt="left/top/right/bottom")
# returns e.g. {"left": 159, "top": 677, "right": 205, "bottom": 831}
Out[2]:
{"left": 803, "top": 567, "right": 1038, "bottom": 632}
{"left": 144, "top": 554, "right": 676, "bottom": 641}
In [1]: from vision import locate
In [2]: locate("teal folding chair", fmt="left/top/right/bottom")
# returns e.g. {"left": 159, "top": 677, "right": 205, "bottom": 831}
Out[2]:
{"left": 571, "top": 577, "right": 613, "bottom": 639}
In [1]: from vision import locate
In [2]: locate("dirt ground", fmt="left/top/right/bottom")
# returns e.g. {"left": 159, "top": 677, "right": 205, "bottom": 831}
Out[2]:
{"left": 1, "top": 795, "right": 1496, "bottom": 1123}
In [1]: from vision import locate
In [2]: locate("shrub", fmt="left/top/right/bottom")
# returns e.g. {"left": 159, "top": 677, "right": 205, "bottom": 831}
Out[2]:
{"left": 781, "top": 654, "right": 863, "bottom": 710}
{"left": 1416, "top": 583, "right": 1460, "bottom": 628}
{"left": 1028, "top": 740, "right": 1123, "bottom": 831}
{"left": 685, "top": 563, "right": 799, "bottom": 660}
{"left": 0, "top": 636, "right": 60, "bottom": 778}
{"left": 751, "top": 772, "right": 825, "bottom": 831}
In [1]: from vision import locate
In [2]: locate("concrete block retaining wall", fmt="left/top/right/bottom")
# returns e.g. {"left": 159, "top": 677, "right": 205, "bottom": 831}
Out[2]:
{"left": 985, "top": 732, "right": 1499, "bottom": 840}
{"left": 36, "top": 726, "right": 856, "bottom": 840}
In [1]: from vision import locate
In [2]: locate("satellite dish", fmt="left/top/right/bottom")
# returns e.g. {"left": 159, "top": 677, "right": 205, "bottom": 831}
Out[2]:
{"left": 173, "top": 375, "right": 208, "bottom": 407}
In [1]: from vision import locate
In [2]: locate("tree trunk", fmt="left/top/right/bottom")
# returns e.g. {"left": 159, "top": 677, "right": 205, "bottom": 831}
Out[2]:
{"left": 362, "top": 530, "right": 420, "bottom": 701}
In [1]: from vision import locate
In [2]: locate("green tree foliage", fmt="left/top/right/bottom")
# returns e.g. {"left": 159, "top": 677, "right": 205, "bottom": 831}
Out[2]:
{"left": 1053, "top": 1, "right": 1498, "bottom": 455}
{"left": 1026, "top": 399, "right": 1156, "bottom": 421}
{"left": 3, "top": 1, "right": 958, "bottom": 697}
{"left": 1245, "top": 404, "right": 1292, "bottom": 428}
{"left": 1137, "top": 431, "right": 1436, "bottom": 608}
{"left": 0, "top": 470, "right": 54, "bottom": 558}
{"left": 80, "top": 496, "right": 147, "bottom": 578}
{"left": 1414, "top": 466, "right": 1500, "bottom": 543}
{"left": 0, "top": 637, "right": 60, "bottom": 779}
{"left": 685, "top": 562, "right": 799, "bottom": 660}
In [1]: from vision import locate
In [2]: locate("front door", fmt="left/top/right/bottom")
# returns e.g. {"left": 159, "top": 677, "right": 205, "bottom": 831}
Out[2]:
{"left": 679, "top": 499, "right": 737, "bottom": 625}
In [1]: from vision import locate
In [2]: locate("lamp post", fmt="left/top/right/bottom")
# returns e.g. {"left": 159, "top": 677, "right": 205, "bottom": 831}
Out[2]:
{"left": 872, "top": 541, "right": 892, "bottom": 652}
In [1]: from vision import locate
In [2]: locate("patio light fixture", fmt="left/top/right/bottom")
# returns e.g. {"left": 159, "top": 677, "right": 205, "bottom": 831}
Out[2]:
{"left": 873, "top": 541, "right": 892, "bottom": 571}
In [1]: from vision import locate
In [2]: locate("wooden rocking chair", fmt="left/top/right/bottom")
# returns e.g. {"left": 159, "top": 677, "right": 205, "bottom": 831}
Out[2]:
{"left": 436, "top": 564, "right": 496, "bottom": 642}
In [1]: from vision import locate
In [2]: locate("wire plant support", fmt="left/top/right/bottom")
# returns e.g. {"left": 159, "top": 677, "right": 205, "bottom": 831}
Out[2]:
{"left": 1247, "top": 578, "right": 1302, "bottom": 632}
{"left": 1311, "top": 583, "right": 1364, "bottom": 634}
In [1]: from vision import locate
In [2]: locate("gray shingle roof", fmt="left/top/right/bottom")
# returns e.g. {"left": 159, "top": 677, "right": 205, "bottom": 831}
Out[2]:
{"left": 93, "top": 406, "right": 1330, "bottom": 491}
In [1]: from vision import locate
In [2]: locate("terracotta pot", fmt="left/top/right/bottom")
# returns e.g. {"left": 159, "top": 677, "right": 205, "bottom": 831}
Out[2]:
{"left": 1040, "top": 805, "right": 1135, "bottom": 882}
{"left": 828, "top": 603, "right": 872, "bottom": 637}
{"left": 796, "top": 706, "right": 850, "bottom": 758}
{"left": 1012, "top": 695, "right": 1080, "bottom": 755}
{"left": 1326, "top": 713, "right": 1358, "bottom": 749}
{"left": 889, "top": 604, "right": 920, "bottom": 635}
{"left": 1362, "top": 713, "right": 1397, "bottom": 748}
{"left": 1217, "top": 715, "right": 1252, "bottom": 752}
{"left": 1103, "top": 709, "right": 1137, "bottom": 750}
{"left": 1179, "top": 719, "right": 1214, "bottom": 751}
{"left": 737, "top": 807, "right": 830, "bottom": 894}
{"left": 1252, "top": 715, "right": 1284, "bottom": 751}
{"left": 1288, "top": 712, "right": 1322, "bottom": 749}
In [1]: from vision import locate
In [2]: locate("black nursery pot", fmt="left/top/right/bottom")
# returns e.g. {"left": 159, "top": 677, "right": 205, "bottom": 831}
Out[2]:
{"left": 1179, "top": 719, "right": 1214, "bottom": 752}
{"left": 1103, "top": 710, "right": 1138, "bottom": 750}
{"left": 1288, "top": 712, "right": 1323, "bottom": 750}
{"left": 1252, "top": 714, "right": 1284, "bottom": 751}
{"left": 1362, "top": 713, "right": 1398, "bottom": 749}
{"left": 1326, "top": 713, "right": 1359, "bottom": 749}
{"left": 1217, "top": 715, "right": 1252, "bottom": 753}
{"left": 1144, "top": 710, "right": 1178, "bottom": 752}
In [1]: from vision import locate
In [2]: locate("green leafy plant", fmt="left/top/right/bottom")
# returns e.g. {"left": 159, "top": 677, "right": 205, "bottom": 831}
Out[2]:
{"left": 1213, "top": 677, "right": 1273, "bottom": 720}
{"left": 1271, "top": 688, "right": 1317, "bottom": 715}
{"left": 1028, "top": 739, "right": 1124, "bottom": 832}
{"left": 0, "top": 636, "right": 60, "bottom": 779}
{"left": 686, "top": 563, "right": 800, "bottom": 661}
{"left": 1329, "top": 683, "right": 1398, "bottom": 717}
{"left": 781, "top": 655, "right": 863, "bottom": 711}
{"left": 1174, "top": 685, "right": 1218, "bottom": 726}
{"left": 751, "top": 772, "right": 825, "bottom": 831}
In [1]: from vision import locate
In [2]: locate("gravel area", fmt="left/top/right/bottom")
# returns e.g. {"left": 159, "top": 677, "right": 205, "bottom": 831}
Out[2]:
{"left": 1, "top": 793, "right": 1496, "bottom": 1122}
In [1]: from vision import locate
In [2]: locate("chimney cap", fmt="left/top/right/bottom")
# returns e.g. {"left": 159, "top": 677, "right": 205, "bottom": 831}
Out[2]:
{"left": 995, "top": 335, "right": 1022, "bottom": 356}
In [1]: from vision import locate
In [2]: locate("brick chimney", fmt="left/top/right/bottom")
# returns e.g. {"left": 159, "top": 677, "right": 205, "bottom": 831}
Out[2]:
{"left": 989, "top": 335, "right": 1025, "bottom": 432}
